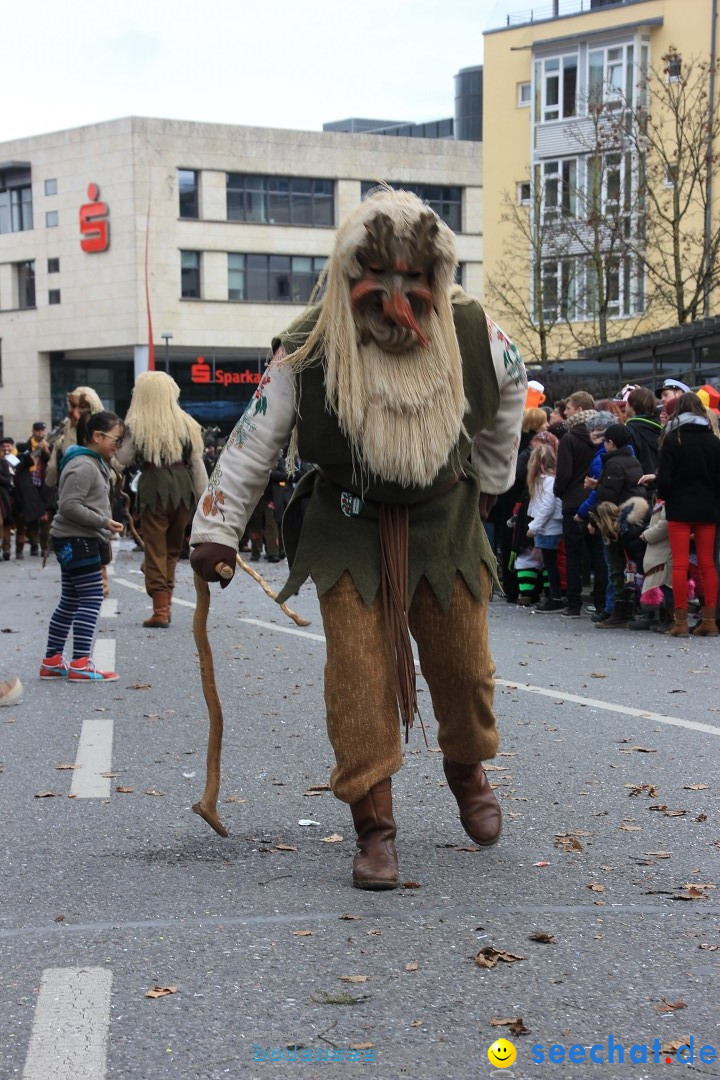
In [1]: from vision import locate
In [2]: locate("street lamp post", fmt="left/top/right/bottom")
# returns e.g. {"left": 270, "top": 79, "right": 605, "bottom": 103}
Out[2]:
{"left": 161, "top": 332, "right": 173, "bottom": 374}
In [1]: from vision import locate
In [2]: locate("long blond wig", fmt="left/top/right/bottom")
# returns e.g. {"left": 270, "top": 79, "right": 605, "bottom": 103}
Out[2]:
{"left": 124, "top": 371, "right": 203, "bottom": 467}
{"left": 282, "top": 189, "right": 465, "bottom": 486}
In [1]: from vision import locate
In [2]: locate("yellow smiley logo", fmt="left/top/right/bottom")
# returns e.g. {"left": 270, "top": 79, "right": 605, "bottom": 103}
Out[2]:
{"left": 488, "top": 1039, "right": 517, "bottom": 1068}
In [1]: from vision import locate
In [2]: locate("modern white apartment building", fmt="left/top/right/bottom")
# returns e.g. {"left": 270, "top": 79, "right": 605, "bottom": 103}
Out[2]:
{"left": 0, "top": 116, "right": 483, "bottom": 437}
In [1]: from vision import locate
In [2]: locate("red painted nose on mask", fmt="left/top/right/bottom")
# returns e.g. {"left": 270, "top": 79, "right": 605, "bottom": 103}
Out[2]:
{"left": 382, "top": 290, "right": 429, "bottom": 348}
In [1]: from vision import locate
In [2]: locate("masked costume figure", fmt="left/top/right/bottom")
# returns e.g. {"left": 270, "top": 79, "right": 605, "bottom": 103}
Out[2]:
{"left": 191, "top": 189, "right": 526, "bottom": 889}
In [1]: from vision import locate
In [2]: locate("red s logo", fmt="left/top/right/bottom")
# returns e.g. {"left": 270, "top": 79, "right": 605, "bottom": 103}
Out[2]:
{"left": 80, "top": 183, "right": 110, "bottom": 253}
{"left": 191, "top": 357, "right": 212, "bottom": 383}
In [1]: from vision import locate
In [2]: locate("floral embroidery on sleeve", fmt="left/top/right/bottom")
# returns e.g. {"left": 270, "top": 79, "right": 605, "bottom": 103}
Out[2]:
{"left": 202, "top": 489, "right": 226, "bottom": 520}
{"left": 487, "top": 317, "right": 527, "bottom": 388}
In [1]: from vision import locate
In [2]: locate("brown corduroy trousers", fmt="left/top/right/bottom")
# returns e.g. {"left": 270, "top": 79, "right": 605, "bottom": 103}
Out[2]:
{"left": 319, "top": 569, "right": 499, "bottom": 805}
{"left": 140, "top": 501, "right": 191, "bottom": 595}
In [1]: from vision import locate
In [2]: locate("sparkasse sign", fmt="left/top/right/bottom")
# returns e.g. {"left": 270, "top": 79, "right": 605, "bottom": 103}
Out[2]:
{"left": 191, "top": 357, "right": 262, "bottom": 387}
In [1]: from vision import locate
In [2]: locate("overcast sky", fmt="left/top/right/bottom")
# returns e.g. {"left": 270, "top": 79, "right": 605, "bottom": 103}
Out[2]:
{"left": 2, "top": 0, "right": 521, "bottom": 143}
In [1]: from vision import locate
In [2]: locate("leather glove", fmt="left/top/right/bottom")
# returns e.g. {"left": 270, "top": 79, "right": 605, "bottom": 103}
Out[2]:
{"left": 478, "top": 492, "right": 497, "bottom": 521}
{"left": 190, "top": 542, "right": 237, "bottom": 588}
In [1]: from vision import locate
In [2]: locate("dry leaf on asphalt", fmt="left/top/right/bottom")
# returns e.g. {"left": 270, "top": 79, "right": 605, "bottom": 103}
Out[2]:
{"left": 402, "top": 881, "right": 422, "bottom": 889}
{"left": 339, "top": 975, "right": 368, "bottom": 983}
{"left": 272, "top": 844, "right": 298, "bottom": 852}
{"left": 145, "top": 986, "right": 177, "bottom": 998}
{"left": 349, "top": 1043, "right": 374, "bottom": 1050}
{"left": 410, "top": 1021, "right": 422, "bottom": 1027}
{"left": 684, "top": 784, "right": 709, "bottom": 790}
{"left": 590, "top": 673, "right": 607, "bottom": 678}
{"left": 655, "top": 999, "right": 687, "bottom": 1013}
{"left": 303, "top": 791, "right": 323, "bottom": 797}
{"left": 224, "top": 795, "right": 246, "bottom": 804}
{"left": 145, "top": 789, "right": 166, "bottom": 797}
{"left": 34, "top": 792, "right": 60, "bottom": 798}
{"left": 699, "top": 943, "right": 720, "bottom": 950}
{"left": 555, "top": 834, "right": 583, "bottom": 852}
{"left": 115, "top": 786, "right": 134, "bottom": 794}
{"left": 626, "top": 784, "right": 659, "bottom": 798}
{"left": 587, "top": 883, "right": 605, "bottom": 893}
{"left": 662, "top": 1040, "right": 690, "bottom": 1056}
{"left": 490, "top": 1017, "right": 530, "bottom": 1035}
{"left": 405, "top": 962, "right": 419, "bottom": 972}
{"left": 320, "top": 834, "right": 344, "bottom": 843}
{"left": 473, "top": 948, "right": 525, "bottom": 969}
{"left": 619, "top": 823, "right": 642, "bottom": 831}
{"left": 127, "top": 683, "right": 152, "bottom": 690}
{"left": 307, "top": 784, "right": 332, "bottom": 792}
{"left": 291, "top": 930, "right": 313, "bottom": 936}
{"left": 645, "top": 851, "right": 672, "bottom": 858}
{"left": 529, "top": 932, "right": 556, "bottom": 944}
{"left": 339, "top": 914, "right": 361, "bottom": 921}
{"left": 99, "top": 772, "right": 120, "bottom": 778}
{"left": 54, "top": 763, "right": 80, "bottom": 770}
{"left": 619, "top": 746, "right": 657, "bottom": 753}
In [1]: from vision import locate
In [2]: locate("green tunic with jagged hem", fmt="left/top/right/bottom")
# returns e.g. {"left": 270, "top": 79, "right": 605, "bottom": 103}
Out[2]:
{"left": 274, "top": 298, "right": 500, "bottom": 611}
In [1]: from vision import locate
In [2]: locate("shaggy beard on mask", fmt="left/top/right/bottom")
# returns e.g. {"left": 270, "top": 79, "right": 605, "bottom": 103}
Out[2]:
{"left": 343, "top": 310, "right": 467, "bottom": 488}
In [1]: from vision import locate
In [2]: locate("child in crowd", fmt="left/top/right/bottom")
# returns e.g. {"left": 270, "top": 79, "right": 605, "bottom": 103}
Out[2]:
{"left": 41, "top": 411, "right": 125, "bottom": 682}
{"left": 526, "top": 442, "right": 565, "bottom": 612}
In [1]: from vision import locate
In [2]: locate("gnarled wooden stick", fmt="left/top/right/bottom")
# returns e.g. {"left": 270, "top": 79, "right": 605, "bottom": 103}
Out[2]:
{"left": 191, "top": 562, "right": 233, "bottom": 838}
{"left": 235, "top": 554, "right": 311, "bottom": 627}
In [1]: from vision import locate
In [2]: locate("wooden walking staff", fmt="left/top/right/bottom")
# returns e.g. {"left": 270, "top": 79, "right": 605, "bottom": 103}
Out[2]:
{"left": 235, "top": 554, "right": 311, "bottom": 627}
{"left": 192, "top": 561, "right": 234, "bottom": 837}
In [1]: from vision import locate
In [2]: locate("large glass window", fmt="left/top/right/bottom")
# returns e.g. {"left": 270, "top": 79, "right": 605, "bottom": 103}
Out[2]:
{"left": 360, "top": 182, "right": 462, "bottom": 232}
{"left": 226, "top": 175, "right": 334, "bottom": 227}
{"left": 228, "top": 254, "right": 327, "bottom": 302}
{"left": 0, "top": 167, "right": 33, "bottom": 234}
{"left": 541, "top": 158, "right": 577, "bottom": 223}
{"left": 534, "top": 54, "right": 577, "bottom": 123}
{"left": 179, "top": 170, "right": 199, "bottom": 219}
{"left": 17, "top": 261, "right": 36, "bottom": 308}
{"left": 540, "top": 259, "right": 577, "bottom": 321}
{"left": 181, "top": 251, "right": 201, "bottom": 298}
{"left": 588, "top": 44, "right": 635, "bottom": 110}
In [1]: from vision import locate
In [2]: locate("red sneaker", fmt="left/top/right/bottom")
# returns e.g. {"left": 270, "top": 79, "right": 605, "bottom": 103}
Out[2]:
{"left": 68, "top": 657, "right": 119, "bottom": 682}
{"left": 40, "top": 654, "right": 69, "bottom": 679}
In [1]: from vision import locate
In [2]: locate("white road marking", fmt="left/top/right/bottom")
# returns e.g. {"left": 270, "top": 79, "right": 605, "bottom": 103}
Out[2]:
{"left": 93, "top": 638, "right": 116, "bottom": 673}
{"left": 99, "top": 598, "right": 117, "bottom": 618}
{"left": 22, "top": 966, "right": 112, "bottom": 1080}
{"left": 111, "top": 577, "right": 720, "bottom": 738}
{"left": 113, "top": 577, "right": 195, "bottom": 608}
{"left": 70, "top": 720, "right": 114, "bottom": 798}
{"left": 105, "top": 560, "right": 115, "bottom": 576}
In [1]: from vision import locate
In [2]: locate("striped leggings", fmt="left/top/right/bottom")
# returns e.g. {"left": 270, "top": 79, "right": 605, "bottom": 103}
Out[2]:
{"left": 45, "top": 566, "right": 104, "bottom": 660}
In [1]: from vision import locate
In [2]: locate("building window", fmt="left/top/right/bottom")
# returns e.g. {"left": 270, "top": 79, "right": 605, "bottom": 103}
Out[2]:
{"left": 48, "top": 257, "right": 60, "bottom": 274}
{"left": 360, "top": 181, "right": 462, "bottom": 232}
{"left": 179, "top": 169, "right": 199, "bottom": 219}
{"left": 517, "top": 181, "right": 532, "bottom": 205}
{"left": 664, "top": 161, "right": 679, "bottom": 187}
{"left": 588, "top": 44, "right": 635, "bottom": 111}
{"left": 44, "top": 178, "right": 58, "bottom": 196}
{"left": 666, "top": 52, "right": 682, "bottom": 82}
{"left": 17, "top": 261, "right": 36, "bottom": 308}
{"left": 540, "top": 259, "right": 577, "bottom": 321}
{"left": 49, "top": 289, "right": 61, "bottom": 305}
{"left": 540, "top": 159, "right": 577, "bottom": 223}
{"left": 0, "top": 167, "right": 33, "bottom": 234}
{"left": 517, "top": 82, "right": 531, "bottom": 107}
{"left": 228, "top": 254, "right": 327, "bottom": 302}
{"left": 45, "top": 210, "right": 59, "bottom": 228}
{"left": 534, "top": 54, "right": 577, "bottom": 123}
{"left": 227, "top": 175, "right": 334, "bottom": 227}
{"left": 181, "top": 251, "right": 201, "bottom": 298}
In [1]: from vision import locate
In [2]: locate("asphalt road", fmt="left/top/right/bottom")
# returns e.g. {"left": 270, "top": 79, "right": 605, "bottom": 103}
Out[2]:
{"left": 1, "top": 540, "right": 719, "bottom": 1080}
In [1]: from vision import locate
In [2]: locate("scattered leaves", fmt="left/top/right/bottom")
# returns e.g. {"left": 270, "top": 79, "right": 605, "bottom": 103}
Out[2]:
{"left": 655, "top": 999, "right": 687, "bottom": 1013}
{"left": 684, "top": 784, "right": 709, "bottom": 790}
{"left": 224, "top": 795, "right": 246, "bottom": 804}
{"left": 590, "top": 673, "right": 607, "bottom": 678}
{"left": 349, "top": 1042, "right": 374, "bottom": 1051}
{"left": 619, "top": 823, "right": 642, "bottom": 831}
{"left": 626, "top": 783, "right": 659, "bottom": 798}
{"left": 145, "top": 789, "right": 166, "bottom": 797}
{"left": 272, "top": 844, "right": 298, "bottom": 852}
{"left": 115, "top": 786, "right": 134, "bottom": 793}
{"left": 34, "top": 792, "right": 60, "bottom": 798}
{"left": 529, "top": 932, "right": 556, "bottom": 944}
{"left": 405, "top": 962, "right": 419, "bottom": 972}
{"left": 312, "top": 992, "right": 366, "bottom": 1006}
{"left": 320, "top": 834, "right": 343, "bottom": 843}
{"left": 555, "top": 834, "right": 583, "bottom": 852}
{"left": 587, "top": 883, "right": 605, "bottom": 893}
{"left": 619, "top": 746, "right": 657, "bottom": 754}
{"left": 699, "top": 943, "right": 720, "bottom": 951}
{"left": 473, "top": 948, "right": 525, "bottom": 969}
{"left": 54, "top": 763, "right": 80, "bottom": 771}
{"left": 53, "top": 914, "right": 65, "bottom": 923}
{"left": 291, "top": 930, "right": 313, "bottom": 937}
{"left": 145, "top": 986, "right": 177, "bottom": 999}
{"left": 402, "top": 881, "right": 422, "bottom": 889}
{"left": 645, "top": 851, "right": 672, "bottom": 858}
{"left": 339, "top": 975, "right": 368, "bottom": 984}
{"left": 339, "top": 914, "right": 361, "bottom": 921}
{"left": 127, "top": 683, "right": 152, "bottom": 690}
{"left": 490, "top": 1017, "right": 530, "bottom": 1036}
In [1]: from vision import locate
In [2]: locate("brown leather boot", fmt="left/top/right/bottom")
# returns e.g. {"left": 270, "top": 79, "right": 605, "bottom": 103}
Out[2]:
{"left": 443, "top": 759, "right": 502, "bottom": 846}
{"left": 143, "top": 592, "right": 170, "bottom": 628}
{"left": 167, "top": 588, "right": 173, "bottom": 624}
{"left": 349, "top": 778, "right": 399, "bottom": 890}
{"left": 691, "top": 606, "right": 719, "bottom": 637}
{"left": 669, "top": 609, "right": 690, "bottom": 638}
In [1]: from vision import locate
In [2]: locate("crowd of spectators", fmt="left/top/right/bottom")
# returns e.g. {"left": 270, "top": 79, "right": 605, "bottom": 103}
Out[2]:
{"left": 489, "top": 377, "right": 720, "bottom": 638}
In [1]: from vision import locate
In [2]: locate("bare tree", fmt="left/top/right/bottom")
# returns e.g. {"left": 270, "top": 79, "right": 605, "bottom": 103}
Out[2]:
{"left": 627, "top": 48, "right": 720, "bottom": 323}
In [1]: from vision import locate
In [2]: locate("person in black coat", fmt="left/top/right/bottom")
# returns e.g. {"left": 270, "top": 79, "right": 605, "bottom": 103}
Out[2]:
{"left": 657, "top": 393, "right": 720, "bottom": 637}
{"left": 625, "top": 387, "right": 662, "bottom": 482}
{"left": 554, "top": 399, "right": 607, "bottom": 617}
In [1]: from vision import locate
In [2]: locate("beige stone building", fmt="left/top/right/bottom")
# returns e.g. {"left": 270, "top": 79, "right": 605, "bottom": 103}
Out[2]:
{"left": 0, "top": 116, "right": 483, "bottom": 437}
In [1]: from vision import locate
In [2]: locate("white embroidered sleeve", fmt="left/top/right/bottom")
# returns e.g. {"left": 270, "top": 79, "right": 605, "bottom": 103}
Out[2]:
{"left": 471, "top": 317, "right": 527, "bottom": 495}
{"left": 190, "top": 355, "right": 296, "bottom": 549}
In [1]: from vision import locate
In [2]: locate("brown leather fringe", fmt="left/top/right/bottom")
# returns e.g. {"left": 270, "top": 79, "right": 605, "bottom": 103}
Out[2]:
{"left": 379, "top": 503, "right": 418, "bottom": 742}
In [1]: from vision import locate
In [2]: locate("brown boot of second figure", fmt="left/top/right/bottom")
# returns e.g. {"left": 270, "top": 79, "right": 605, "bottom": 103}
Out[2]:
{"left": 143, "top": 592, "right": 170, "bottom": 628}
{"left": 691, "top": 606, "right": 719, "bottom": 637}
{"left": 350, "top": 778, "right": 399, "bottom": 890}
{"left": 443, "top": 759, "right": 503, "bottom": 846}
{"left": 669, "top": 609, "right": 690, "bottom": 637}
